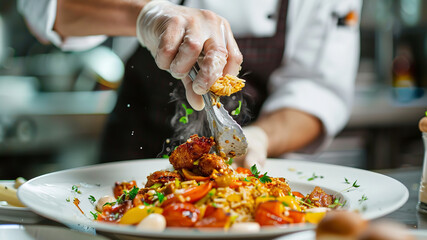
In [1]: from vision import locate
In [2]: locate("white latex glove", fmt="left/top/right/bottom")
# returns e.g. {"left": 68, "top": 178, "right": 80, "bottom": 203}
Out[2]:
{"left": 136, "top": 0, "right": 243, "bottom": 110}
{"left": 233, "top": 126, "right": 269, "bottom": 169}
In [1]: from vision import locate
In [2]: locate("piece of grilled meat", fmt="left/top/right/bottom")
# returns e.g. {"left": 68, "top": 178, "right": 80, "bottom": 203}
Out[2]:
{"left": 169, "top": 135, "right": 214, "bottom": 170}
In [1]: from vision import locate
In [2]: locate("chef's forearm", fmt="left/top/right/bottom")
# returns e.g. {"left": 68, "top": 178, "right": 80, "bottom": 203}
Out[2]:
{"left": 254, "top": 108, "right": 323, "bottom": 157}
{"left": 54, "top": 0, "right": 149, "bottom": 37}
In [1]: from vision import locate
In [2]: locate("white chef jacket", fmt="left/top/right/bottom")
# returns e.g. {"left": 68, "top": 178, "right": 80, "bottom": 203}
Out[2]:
{"left": 17, "top": 0, "right": 362, "bottom": 154}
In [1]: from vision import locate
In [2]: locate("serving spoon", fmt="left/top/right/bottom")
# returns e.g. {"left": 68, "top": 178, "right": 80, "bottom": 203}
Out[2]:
{"left": 188, "top": 66, "right": 248, "bottom": 158}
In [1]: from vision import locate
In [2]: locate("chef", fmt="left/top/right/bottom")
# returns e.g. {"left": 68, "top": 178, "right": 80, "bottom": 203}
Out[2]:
{"left": 18, "top": 0, "right": 361, "bottom": 168}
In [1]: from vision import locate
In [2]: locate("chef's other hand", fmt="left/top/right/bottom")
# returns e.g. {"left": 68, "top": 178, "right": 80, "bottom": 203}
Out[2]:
{"left": 233, "top": 126, "right": 269, "bottom": 169}
{"left": 136, "top": 0, "right": 243, "bottom": 110}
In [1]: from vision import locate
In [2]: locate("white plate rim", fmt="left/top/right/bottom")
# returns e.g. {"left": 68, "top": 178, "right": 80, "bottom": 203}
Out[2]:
{"left": 17, "top": 158, "right": 409, "bottom": 239}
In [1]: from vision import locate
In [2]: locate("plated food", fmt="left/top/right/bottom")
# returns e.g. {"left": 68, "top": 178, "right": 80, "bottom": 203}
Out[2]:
{"left": 92, "top": 135, "right": 336, "bottom": 231}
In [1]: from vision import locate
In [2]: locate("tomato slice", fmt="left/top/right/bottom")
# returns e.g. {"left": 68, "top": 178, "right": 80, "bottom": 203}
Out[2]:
{"left": 288, "top": 210, "right": 305, "bottom": 223}
{"left": 255, "top": 201, "right": 292, "bottom": 226}
{"left": 162, "top": 203, "right": 200, "bottom": 227}
{"left": 235, "top": 167, "right": 252, "bottom": 175}
{"left": 162, "top": 181, "right": 213, "bottom": 206}
{"left": 292, "top": 191, "right": 305, "bottom": 198}
{"left": 195, "top": 205, "right": 230, "bottom": 228}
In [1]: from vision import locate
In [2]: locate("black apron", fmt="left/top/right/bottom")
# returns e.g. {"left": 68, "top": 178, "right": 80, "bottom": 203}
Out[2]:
{"left": 99, "top": 0, "right": 288, "bottom": 162}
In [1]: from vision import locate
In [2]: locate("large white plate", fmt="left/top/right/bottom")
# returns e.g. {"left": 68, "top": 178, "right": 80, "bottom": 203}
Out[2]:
{"left": 0, "top": 181, "right": 43, "bottom": 224}
{"left": 17, "top": 159, "right": 409, "bottom": 239}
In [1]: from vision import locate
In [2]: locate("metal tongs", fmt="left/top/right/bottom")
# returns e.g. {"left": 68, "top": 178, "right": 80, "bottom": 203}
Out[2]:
{"left": 188, "top": 65, "right": 248, "bottom": 158}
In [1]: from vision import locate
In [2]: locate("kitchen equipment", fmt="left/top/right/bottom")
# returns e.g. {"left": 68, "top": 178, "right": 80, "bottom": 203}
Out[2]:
{"left": 188, "top": 66, "right": 247, "bottom": 158}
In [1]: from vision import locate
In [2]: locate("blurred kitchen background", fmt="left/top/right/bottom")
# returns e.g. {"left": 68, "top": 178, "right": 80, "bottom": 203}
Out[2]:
{"left": 0, "top": 0, "right": 426, "bottom": 179}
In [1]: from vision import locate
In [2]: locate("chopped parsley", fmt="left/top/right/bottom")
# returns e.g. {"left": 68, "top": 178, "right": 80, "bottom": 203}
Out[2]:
{"left": 359, "top": 194, "right": 368, "bottom": 204}
{"left": 259, "top": 174, "right": 272, "bottom": 183}
{"left": 162, "top": 154, "right": 169, "bottom": 159}
{"left": 117, "top": 186, "right": 140, "bottom": 203}
{"left": 66, "top": 197, "right": 70, "bottom": 202}
{"left": 225, "top": 158, "right": 234, "bottom": 165}
{"left": 344, "top": 178, "right": 350, "bottom": 184}
{"left": 90, "top": 211, "right": 98, "bottom": 220}
{"left": 231, "top": 100, "right": 242, "bottom": 116}
{"left": 156, "top": 192, "right": 165, "bottom": 204}
{"left": 143, "top": 202, "right": 152, "bottom": 206}
{"left": 250, "top": 164, "right": 261, "bottom": 177}
{"left": 71, "top": 185, "right": 81, "bottom": 194}
{"left": 250, "top": 164, "right": 272, "bottom": 183}
{"left": 179, "top": 104, "right": 194, "bottom": 124}
{"left": 88, "top": 195, "right": 96, "bottom": 203}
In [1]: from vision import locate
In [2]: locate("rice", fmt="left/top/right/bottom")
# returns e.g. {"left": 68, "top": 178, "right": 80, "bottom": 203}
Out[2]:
{"left": 210, "top": 74, "right": 245, "bottom": 96}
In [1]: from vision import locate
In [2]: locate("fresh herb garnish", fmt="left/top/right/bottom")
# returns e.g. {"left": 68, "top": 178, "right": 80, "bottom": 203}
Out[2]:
{"left": 90, "top": 211, "right": 98, "bottom": 220}
{"left": 179, "top": 104, "right": 194, "bottom": 124}
{"left": 156, "top": 192, "right": 165, "bottom": 203}
{"left": 162, "top": 154, "right": 169, "bottom": 159}
{"left": 226, "top": 158, "right": 234, "bottom": 165}
{"left": 307, "top": 173, "right": 323, "bottom": 181}
{"left": 66, "top": 197, "right": 70, "bottom": 202}
{"left": 340, "top": 179, "right": 360, "bottom": 192}
{"left": 344, "top": 178, "right": 350, "bottom": 184}
{"left": 250, "top": 164, "right": 261, "bottom": 177}
{"left": 128, "top": 186, "right": 139, "bottom": 200}
{"left": 103, "top": 201, "right": 115, "bottom": 207}
{"left": 71, "top": 185, "right": 81, "bottom": 194}
{"left": 259, "top": 174, "right": 272, "bottom": 183}
{"left": 328, "top": 198, "right": 343, "bottom": 208}
{"left": 250, "top": 164, "right": 272, "bottom": 183}
{"left": 143, "top": 202, "right": 152, "bottom": 206}
{"left": 231, "top": 100, "right": 242, "bottom": 116}
{"left": 116, "top": 194, "right": 125, "bottom": 204}
{"left": 88, "top": 195, "right": 96, "bottom": 203}
{"left": 358, "top": 194, "right": 368, "bottom": 204}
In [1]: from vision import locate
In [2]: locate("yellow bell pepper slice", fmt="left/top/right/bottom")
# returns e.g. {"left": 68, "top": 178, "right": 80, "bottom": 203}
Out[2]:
{"left": 119, "top": 205, "right": 163, "bottom": 225}
{"left": 277, "top": 196, "right": 301, "bottom": 211}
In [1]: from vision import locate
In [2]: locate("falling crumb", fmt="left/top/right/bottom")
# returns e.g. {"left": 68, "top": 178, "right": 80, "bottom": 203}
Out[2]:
{"left": 166, "top": 139, "right": 170, "bottom": 144}
{"left": 131, "top": 131, "right": 134, "bottom": 136}
{"left": 127, "top": 104, "right": 130, "bottom": 108}
{"left": 225, "top": 140, "right": 229, "bottom": 143}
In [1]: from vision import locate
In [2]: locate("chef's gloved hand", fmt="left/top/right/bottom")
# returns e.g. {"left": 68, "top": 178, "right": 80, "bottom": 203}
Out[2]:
{"left": 136, "top": 0, "right": 242, "bottom": 111}
{"left": 233, "top": 126, "right": 269, "bottom": 169}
